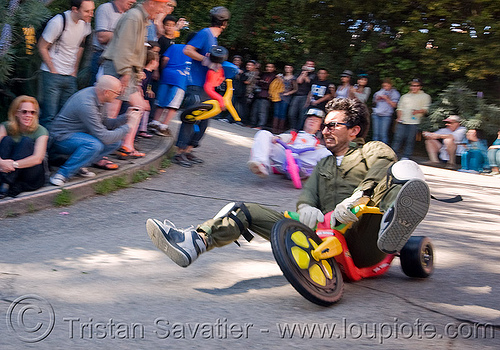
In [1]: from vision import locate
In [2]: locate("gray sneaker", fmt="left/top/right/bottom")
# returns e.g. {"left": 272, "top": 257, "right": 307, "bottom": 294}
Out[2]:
{"left": 146, "top": 218, "right": 206, "bottom": 267}
{"left": 377, "top": 179, "right": 430, "bottom": 254}
{"left": 50, "top": 173, "right": 67, "bottom": 186}
{"left": 78, "top": 167, "right": 96, "bottom": 178}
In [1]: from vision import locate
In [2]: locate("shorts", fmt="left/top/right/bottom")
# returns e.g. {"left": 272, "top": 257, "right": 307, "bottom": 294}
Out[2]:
{"left": 156, "top": 84, "right": 185, "bottom": 109}
{"left": 98, "top": 60, "right": 139, "bottom": 101}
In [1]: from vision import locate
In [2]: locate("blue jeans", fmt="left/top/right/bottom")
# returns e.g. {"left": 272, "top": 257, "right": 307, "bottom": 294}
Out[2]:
{"left": 461, "top": 150, "right": 485, "bottom": 172}
{"left": 40, "top": 71, "right": 78, "bottom": 127}
{"left": 176, "top": 86, "right": 209, "bottom": 150}
{"left": 52, "top": 133, "right": 121, "bottom": 178}
{"left": 89, "top": 50, "right": 103, "bottom": 86}
{"left": 371, "top": 113, "right": 393, "bottom": 145}
{"left": 487, "top": 148, "right": 500, "bottom": 168}
{"left": 391, "top": 123, "right": 418, "bottom": 159}
{"left": 288, "top": 95, "right": 307, "bottom": 130}
{"left": 273, "top": 100, "right": 289, "bottom": 120}
{"left": 251, "top": 98, "right": 271, "bottom": 127}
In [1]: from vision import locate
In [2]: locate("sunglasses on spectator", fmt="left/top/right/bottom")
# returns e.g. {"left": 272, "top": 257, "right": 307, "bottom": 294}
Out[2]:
{"left": 18, "top": 109, "right": 37, "bottom": 115}
{"left": 322, "top": 121, "right": 350, "bottom": 131}
{"left": 108, "top": 89, "right": 121, "bottom": 96}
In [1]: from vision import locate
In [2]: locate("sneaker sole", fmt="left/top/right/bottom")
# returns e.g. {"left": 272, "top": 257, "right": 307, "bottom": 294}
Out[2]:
{"left": 377, "top": 179, "right": 430, "bottom": 254}
{"left": 146, "top": 219, "right": 191, "bottom": 267}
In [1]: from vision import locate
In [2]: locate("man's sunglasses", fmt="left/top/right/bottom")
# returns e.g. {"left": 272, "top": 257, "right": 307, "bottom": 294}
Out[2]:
{"left": 322, "top": 121, "right": 350, "bottom": 130}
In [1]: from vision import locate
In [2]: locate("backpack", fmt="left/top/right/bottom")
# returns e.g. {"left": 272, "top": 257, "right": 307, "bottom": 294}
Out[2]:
{"left": 36, "top": 13, "right": 66, "bottom": 45}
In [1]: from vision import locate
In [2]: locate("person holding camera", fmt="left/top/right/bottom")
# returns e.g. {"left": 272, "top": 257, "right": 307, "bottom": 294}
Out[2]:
{"left": 288, "top": 60, "right": 316, "bottom": 130}
{"left": 49, "top": 75, "right": 142, "bottom": 185}
{"left": 371, "top": 78, "right": 400, "bottom": 145}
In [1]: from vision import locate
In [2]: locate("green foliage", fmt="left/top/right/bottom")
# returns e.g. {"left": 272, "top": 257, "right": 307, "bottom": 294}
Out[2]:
{"left": 160, "top": 155, "right": 171, "bottom": 169}
{"left": 426, "top": 82, "right": 500, "bottom": 139}
{"left": 27, "top": 203, "right": 37, "bottom": 213}
{"left": 132, "top": 169, "right": 151, "bottom": 183}
{"left": 0, "top": 0, "right": 51, "bottom": 121}
{"left": 172, "top": 1, "right": 499, "bottom": 98}
{"left": 94, "top": 176, "right": 129, "bottom": 195}
{"left": 53, "top": 188, "right": 72, "bottom": 207}
{"left": 0, "top": 0, "right": 499, "bottom": 123}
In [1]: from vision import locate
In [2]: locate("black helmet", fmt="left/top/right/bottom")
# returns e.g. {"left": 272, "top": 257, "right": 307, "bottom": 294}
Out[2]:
{"left": 209, "top": 46, "right": 228, "bottom": 64}
{"left": 210, "top": 6, "right": 230, "bottom": 22}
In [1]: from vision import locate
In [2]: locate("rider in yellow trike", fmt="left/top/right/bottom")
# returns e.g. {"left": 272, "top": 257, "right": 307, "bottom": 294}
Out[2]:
{"left": 146, "top": 98, "right": 431, "bottom": 302}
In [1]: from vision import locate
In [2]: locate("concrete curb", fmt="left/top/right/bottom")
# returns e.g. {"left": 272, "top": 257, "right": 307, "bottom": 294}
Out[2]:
{"left": 0, "top": 136, "right": 174, "bottom": 218}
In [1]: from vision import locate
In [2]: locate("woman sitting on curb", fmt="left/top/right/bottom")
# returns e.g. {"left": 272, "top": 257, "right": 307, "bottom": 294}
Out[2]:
{"left": 0, "top": 96, "right": 48, "bottom": 198}
{"left": 487, "top": 129, "right": 500, "bottom": 176}
{"left": 459, "top": 129, "right": 489, "bottom": 174}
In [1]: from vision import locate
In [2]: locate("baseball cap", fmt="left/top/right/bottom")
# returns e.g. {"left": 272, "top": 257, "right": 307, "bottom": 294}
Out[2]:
{"left": 443, "top": 115, "right": 461, "bottom": 123}
{"left": 305, "top": 108, "right": 325, "bottom": 119}
{"left": 341, "top": 70, "right": 353, "bottom": 77}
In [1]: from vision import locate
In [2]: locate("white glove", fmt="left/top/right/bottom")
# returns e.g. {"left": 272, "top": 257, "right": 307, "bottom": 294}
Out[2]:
{"left": 332, "top": 190, "right": 368, "bottom": 225}
{"left": 297, "top": 204, "right": 324, "bottom": 229}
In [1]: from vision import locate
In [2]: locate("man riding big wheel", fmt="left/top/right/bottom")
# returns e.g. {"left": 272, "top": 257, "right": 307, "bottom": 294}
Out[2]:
{"left": 147, "top": 98, "right": 431, "bottom": 270}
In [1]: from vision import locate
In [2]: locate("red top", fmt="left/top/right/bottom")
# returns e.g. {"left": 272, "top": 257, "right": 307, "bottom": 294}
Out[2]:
{"left": 204, "top": 69, "right": 226, "bottom": 109}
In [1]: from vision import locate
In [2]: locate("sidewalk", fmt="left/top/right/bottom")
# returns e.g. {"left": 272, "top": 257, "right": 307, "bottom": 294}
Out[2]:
{"left": 0, "top": 134, "right": 174, "bottom": 218}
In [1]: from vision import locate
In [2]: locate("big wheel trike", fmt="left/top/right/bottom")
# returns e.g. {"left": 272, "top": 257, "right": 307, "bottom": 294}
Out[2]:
{"left": 180, "top": 46, "right": 241, "bottom": 124}
{"left": 272, "top": 137, "right": 317, "bottom": 190}
{"left": 271, "top": 205, "right": 434, "bottom": 306}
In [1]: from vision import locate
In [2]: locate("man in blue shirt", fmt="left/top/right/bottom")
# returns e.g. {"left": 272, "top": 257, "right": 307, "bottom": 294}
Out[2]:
{"left": 172, "top": 6, "right": 230, "bottom": 167}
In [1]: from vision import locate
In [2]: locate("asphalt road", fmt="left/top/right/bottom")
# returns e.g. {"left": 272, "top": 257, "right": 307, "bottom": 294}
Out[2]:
{"left": 1, "top": 119, "right": 499, "bottom": 349}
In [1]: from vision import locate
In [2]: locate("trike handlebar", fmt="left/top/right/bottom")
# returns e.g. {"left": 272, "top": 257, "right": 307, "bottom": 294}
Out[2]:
{"left": 284, "top": 204, "right": 382, "bottom": 234}
{"left": 274, "top": 138, "right": 316, "bottom": 155}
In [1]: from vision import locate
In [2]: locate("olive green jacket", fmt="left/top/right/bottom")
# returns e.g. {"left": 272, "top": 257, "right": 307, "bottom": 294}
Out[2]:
{"left": 101, "top": 5, "right": 148, "bottom": 77}
{"left": 297, "top": 139, "right": 397, "bottom": 213}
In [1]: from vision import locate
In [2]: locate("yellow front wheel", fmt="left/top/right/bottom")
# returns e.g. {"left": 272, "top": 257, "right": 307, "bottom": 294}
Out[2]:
{"left": 271, "top": 218, "right": 344, "bottom": 306}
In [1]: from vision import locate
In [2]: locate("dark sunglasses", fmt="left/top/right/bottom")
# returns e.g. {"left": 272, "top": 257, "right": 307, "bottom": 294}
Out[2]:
{"left": 18, "top": 109, "right": 37, "bottom": 115}
{"left": 322, "top": 121, "right": 350, "bottom": 130}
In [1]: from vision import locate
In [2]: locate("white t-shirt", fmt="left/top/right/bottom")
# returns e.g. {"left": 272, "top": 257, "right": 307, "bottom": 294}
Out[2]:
{"left": 436, "top": 126, "right": 467, "bottom": 160}
{"left": 40, "top": 11, "right": 91, "bottom": 75}
{"left": 92, "top": 2, "right": 123, "bottom": 52}
{"left": 397, "top": 91, "right": 432, "bottom": 125}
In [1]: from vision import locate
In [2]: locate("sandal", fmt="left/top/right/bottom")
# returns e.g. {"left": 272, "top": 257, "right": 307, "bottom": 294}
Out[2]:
{"left": 137, "top": 131, "right": 153, "bottom": 138}
{"left": 93, "top": 157, "right": 119, "bottom": 170}
{"left": 117, "top": 146, "right": 145, "bottom": 159}
{"left": 129, "top": 150, "right": 146, "bottom": 158}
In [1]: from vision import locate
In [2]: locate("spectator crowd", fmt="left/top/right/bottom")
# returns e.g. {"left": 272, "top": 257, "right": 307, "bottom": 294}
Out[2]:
{"left": 1, "top": 0, "right": 498, "bottom": 199}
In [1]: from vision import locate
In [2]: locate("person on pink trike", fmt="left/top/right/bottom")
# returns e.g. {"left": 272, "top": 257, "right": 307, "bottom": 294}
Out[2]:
{"left": 247, "top": 108, "right": 331, "bottom": 181}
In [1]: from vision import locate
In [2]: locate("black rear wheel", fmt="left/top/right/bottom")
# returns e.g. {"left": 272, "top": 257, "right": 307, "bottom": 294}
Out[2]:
{"left": 180, "top": 104, "right": 212, "bottom": 124}
{"left": 271, "top": 219, "right": 344, "bottom": 306}
{"left": 400, "top": 236, "right": 434, "bottom": 278}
